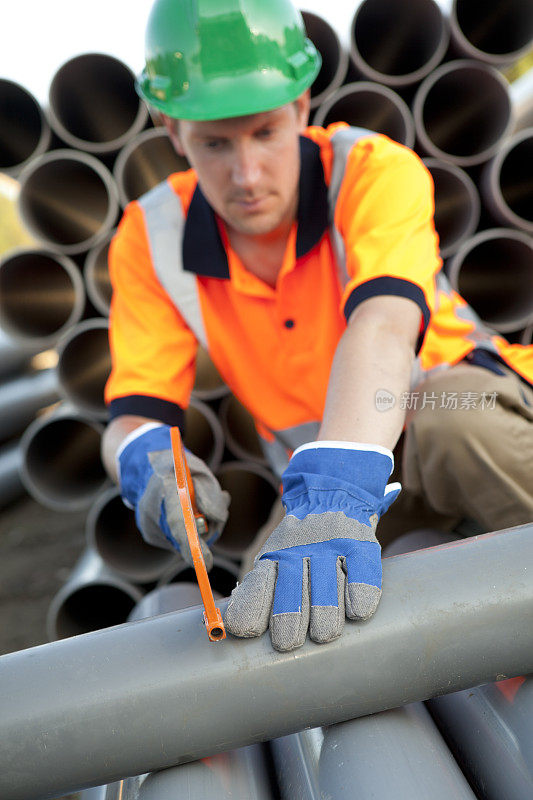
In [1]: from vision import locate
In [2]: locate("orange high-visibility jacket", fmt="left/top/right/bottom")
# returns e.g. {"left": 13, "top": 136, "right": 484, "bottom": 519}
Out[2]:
{"left": 105, "top": 124, "right": 533, "bottom": 469}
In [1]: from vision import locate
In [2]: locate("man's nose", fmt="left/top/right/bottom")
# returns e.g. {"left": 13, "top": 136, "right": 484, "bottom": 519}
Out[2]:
{"left": 231, "top": 141, "right": 261, "bottom": 188}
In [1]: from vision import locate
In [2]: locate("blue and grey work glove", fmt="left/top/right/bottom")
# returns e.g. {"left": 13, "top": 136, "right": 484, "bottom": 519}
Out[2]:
{"left": 224, "top": 442, "right": 400, "bottom": 651}
{"left": 117, "top": 423, "right": 230, "bottom": 570}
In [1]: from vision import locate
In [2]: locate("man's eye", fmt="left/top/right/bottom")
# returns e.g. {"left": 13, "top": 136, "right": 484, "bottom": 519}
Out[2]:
{"left": 205, "top": 140, "right": 223, "bottom": 150}
{"left": 257, "top": 128, "right": 273, "bottom": 138}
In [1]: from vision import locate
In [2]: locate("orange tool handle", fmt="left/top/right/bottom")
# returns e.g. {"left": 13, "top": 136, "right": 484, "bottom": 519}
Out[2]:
{"left": 169, "top": 427, "right": 226, "bottom": 642}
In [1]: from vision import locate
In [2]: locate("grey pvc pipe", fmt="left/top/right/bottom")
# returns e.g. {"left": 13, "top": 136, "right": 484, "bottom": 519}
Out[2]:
{"left": 350, "top": 0, "right": 449, "bottom": 87}
{"left": 192, "top": 345, "right": 230, "bottom": 401}
{"left": 0, "top": 524, "right": 532, "bottom": 800}
{"left": 450, "top": 0, "right": 533, "bottom": 66}
{"left": 46, "top": 548, "right": 144, "bottom": 641}
{"left": 272, "top": 703, "right": 476, "bottom": 800}
{"left": 511, "top": 67, "right": 533, "bottom": 133}
{"left": 521, "top": 324, "right": 532, "bottom": 346}
{"left": 427, "top": 677, "right": 533, "bottom": 800}
{"left": 56, "top": 318, "right": 111, "bottom": 420}
{"left": 413, "top": 60, "right": 513, "bottom": 167}
{"left": 0, "top": 330, "right": 31, "bottom": 379}
{"left": 20, "top": 403, "right": 109, "bottom": 512}
{"left": 0, "top": 248, "right": 85, "bottom": 347}
{"left": 113, "top": 127, "right": 190, "bottom": 208}
{"left": 218, "top": 393, "right": 267, "bottom": 465}
{"left": 87, "top": 486, "right": 178, "bottom": 584}
{"left": 423, "top": 158, "right": 480, "bottom": 259}
{"left": 157, "top": 554, "right": 240, "bottom": 599}
{"left": 84, "top": 229, "right": 114, "bottom": 317}
{"left": 0, "top": 440, "right": 25, "bottom": 510}
{"left": 447, "top": 228, "right": 533, "bottom": 333}
{"left": 214, "top": 461, "right": 280, "bottom": 559}
{"left": 18, "top": 149, "right": 120, "bottom": 255}
{"left": 0, "top": 368, "right": 59, "bottom": 442}
{"left": 301, "top": 11, "right": 349, "bottom": 109}
{"left": 48, "top": 53, "right": 149, "bottom": 155}
{"left": 480, "top": 127, "right": 533, "bottom": 234}
{"left": 0, "top": 78, "right": 51, "bottom": 176}
{"left": 185, "top": 396, "right": 225, "bottom": 472}
{"left": 313, "top": 82, "right": 415, "bottom": 148}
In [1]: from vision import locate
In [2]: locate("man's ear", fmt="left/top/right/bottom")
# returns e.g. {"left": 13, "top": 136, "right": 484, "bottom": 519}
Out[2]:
{"left": 294, "top": 90, "right": 311, "bottom": 132}
{"left": 161, "top": 113, "right": 186, "bottom": 157}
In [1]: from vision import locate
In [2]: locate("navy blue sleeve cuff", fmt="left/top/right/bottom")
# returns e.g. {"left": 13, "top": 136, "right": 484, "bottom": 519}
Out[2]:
{"left": 344, "top": 276, "right": 431, "bottom": 354}
{"left": 109, "top": 395, "right": 186, "bottom": 431}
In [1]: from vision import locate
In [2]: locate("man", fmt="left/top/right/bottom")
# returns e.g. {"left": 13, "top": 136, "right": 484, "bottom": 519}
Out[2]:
{"left": 102, "top": 0, "right": 533, "bottom": 652}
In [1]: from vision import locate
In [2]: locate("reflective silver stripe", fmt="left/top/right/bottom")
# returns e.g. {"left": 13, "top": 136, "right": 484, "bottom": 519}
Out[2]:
{"left": 138, "top": 181, "right": 208, "bottom": 349}
{"left": 260, "top": 421, "right": 321, "bottom": 477}
{"left": 328, "top": 127, "right": 376, "bottom": 288}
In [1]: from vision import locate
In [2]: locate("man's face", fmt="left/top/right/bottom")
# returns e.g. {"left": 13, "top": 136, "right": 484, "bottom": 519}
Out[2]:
{"left": 163, "top": 94, "right": 310, "bottom": 237}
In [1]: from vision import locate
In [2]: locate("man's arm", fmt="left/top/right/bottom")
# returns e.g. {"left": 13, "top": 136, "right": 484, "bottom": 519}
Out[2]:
{"left": 318, "top": 294, "right": 421, "bottom": 449}
{"left": 101, "top": 415, "right": 165, "bottom": 483}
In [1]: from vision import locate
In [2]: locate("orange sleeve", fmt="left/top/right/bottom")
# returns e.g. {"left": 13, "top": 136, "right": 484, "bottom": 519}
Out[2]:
{"left": 336, "top": 136, "right": 441, "bottom": 351}
{"left": 104, "top": 199, "right": 197, "bottom": 426}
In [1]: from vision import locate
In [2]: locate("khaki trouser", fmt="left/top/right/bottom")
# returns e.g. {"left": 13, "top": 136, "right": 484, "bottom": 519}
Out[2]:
{"left": 241, "top": 364, "right": 533, "bottom": 576}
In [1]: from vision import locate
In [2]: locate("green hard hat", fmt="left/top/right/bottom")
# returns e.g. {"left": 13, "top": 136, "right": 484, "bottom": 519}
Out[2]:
{"left": 136, "top": 0, "right": 321, "bottom": 120}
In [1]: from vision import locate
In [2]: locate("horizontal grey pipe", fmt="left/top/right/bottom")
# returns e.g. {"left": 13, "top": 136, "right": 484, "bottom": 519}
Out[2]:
{"left": 87, "top": 486, "right": 178, "bottom": 584}
{"left": 0, "top": 368, "right": 59, "bottom": 441}
{"left": 413, "top": 60, "right": 513, "bottom": 167}
{"left": 185, "top": 396, "right": 225, "bottom": 471}
{"left": 447, "top": 228, "right": 533, "bottom": 333}
{"left": 0, "top": 440, "right": 25, "bottom": 510}
{"left": 214, "top": 461, "right": 280, "bottom": 558}
{"left": 46, "top": 548, "right": 144, "bottom": 641}
{"left": 313, "top": 81, "right": 415, "bottom": 148}
{"left": 480, "top": 127, "right": 533, "bottom": 234}
{"left": 113, "top": 128, "right": 189, "bottom": 208}
{"left": 272, "top": 703, "right": 475, "bottom": 800}
{"left": 84, "top": 229, "right": 114, "bottom": 317}
{"left": 18, "top": 149, "right": 120, "bottom": 255}
{"left": 157, "top": 554, "right": 239, "bottom": 599}
{"left": 350, "top": 0, "right": 449, "bottom": 87}
{"left": 0, "top": 79, "right": 51, "bottom": 176}
{"left": 218, "top": 393, "right": 267, "bottom": 465}
{"left": 423, "top": 158, "right": 480, "bottom": 259}
{"left": 20, "top": 403, "right": 109, "bottom": 511}
{"left": 511, "top": 67, "right": 533, "bottom": 132}
{"left": 0, "top": 248, "right": 85, "bottom": 347}
{"left": 48, "top": 53, "right": 149, "bottom": 155}
{"left": 301, "top": 11, "right": 349, "bottom": 109}
{"left": 56, "top": 318, "right": 111, "bottom": 419}
{"left": 192, "top": 345, "right": 230, "bottom": 401}
{"left": 0, "top": 524, "right": 532, "bottom": 800}
{"left": 450, "top": 0, "right": 533, "bottom": 66}
{"left": 427, "top": 677, "right": 533, "bottom": 800}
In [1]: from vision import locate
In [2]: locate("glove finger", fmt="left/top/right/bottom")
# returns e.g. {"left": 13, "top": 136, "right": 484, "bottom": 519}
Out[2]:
{"left": 224, "top": 559, "right": 276, "bottom": 638}
{"left": 137, "top": 476, "right": 179, "bottom": 552}
{"left": 195, "top": 482, "right": 231, "bottom": 527}
{"left": 309, "top": 556, "right": 345, "bottom": 644}
{"left": 270, "top": 556, "right": 310, "bottom": 652}
{"left": 344, "top": 541, "right": 382, "bottom": 620}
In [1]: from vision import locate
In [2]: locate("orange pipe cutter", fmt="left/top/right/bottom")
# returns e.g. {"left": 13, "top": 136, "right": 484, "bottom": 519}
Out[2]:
{"left": 170, "top": 426, "right": 226, "bottom": 642}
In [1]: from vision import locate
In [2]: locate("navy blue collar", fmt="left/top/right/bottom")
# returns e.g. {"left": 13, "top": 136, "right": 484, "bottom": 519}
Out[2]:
{"left": 182, "top": 135, "right": 329, "bottom": 278}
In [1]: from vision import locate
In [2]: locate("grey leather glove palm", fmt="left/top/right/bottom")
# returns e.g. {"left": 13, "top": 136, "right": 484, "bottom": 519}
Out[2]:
{"left": 118, "top": 423, "right": 230, "bottom": 570}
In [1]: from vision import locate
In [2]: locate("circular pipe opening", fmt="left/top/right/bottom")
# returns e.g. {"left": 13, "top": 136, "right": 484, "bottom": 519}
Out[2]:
{"left": 192, "top": 346, "right": 230, "bottom": 401}
{"left": 113, "top": 128, "right": 189, "bottom": 208}
{"left": 313, "top": 82, "right": 415, "bottom": 147}
{"left": 18, "top": 150, "right": 119, "bottom": 255}
{"left": 57, "top": 319, "right": 111, "bottom": 418}
{"left": 413, "top": 61, "right": 512, "bottom": 166}
{"left": 21, "top": 413, "right": 107, "bottom": 510}
{"left": 160, "top": 559, "right": 239, "bottom": 599}
{"left": 423, "top": 159, "right": 480, "bottom": 258}
{"left": 0, "top": 79, "right": 51, "bottom": 173}
{"left": 301, "top": 11, "right": 349, "bottom": 108}
{"left": 88, "top": 488, "right": 176, "bottom": 583}
{"left": 53, "top": 583, "right": 138, "bottom": 639}
{"left": 452, "top": 0, "right": 533, "bottom": 63}
{"left": 483, "top": 130, "right": 533, "bottom": 233}
{"left": 184, "top": 398, "right": 225, "bottom": 472}
{"left": 218, "top": 394, "right": 266, "bottom": 464}
{"left": 48, "top": 53, "right": 148, "bottom": 153}
{"left": 214, "top": 462, "right": 279, "bottom": 558}
{"left": 0, "top": 249, "right": 85, "bottom": 346}
{"left": 448, "top": 229, "right": 533, "bottom": 332}
{"left": 351, "top": 0, "right": 449, "bottom": 86}
{"left": 84, "top": 230, "right": 114, "bottom": 317}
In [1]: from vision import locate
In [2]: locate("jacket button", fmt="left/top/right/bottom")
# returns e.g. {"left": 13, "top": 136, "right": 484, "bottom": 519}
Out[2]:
{"left": 284, "top": 319, "right": 295, "bottom": 329}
